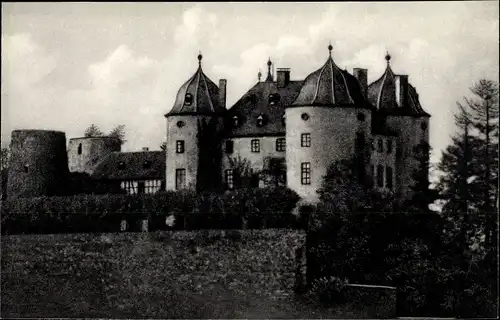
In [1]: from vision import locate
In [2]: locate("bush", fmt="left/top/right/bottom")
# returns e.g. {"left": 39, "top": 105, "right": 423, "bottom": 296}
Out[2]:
{"left": 1, "top": 187, "right": 300, "bottom": 234}
{"left": 307, "top": 276, "right": 349, "bottom": 306}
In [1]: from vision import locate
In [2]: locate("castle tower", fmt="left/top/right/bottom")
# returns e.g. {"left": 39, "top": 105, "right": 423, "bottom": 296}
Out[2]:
{"left": 368, "top": 52, "right": 431, "bottom": 196}
{"left": 164, "top": 53, "right": 226, "bottom": 192}
{"left": 67, "top": 136, "right": 121, "bottom": 174}
{"left": 286, "top": 44, "right": 374, "bottom": 202}
{"left": 7, "top": 130, "right": 70, "bottom": 199}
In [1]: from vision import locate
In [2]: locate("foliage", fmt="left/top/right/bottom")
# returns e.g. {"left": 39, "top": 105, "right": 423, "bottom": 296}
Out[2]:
{"left": 1, "top": 187, "right": 300, "bottom": 235}
{"left": 84, "top": 124, "right": 104, "bottom": 137}
{"left": 306, "top": 276, "right": 349, "bottom": 306}
{"left": 109, "top": 124, "right": 127, "bottom": 146}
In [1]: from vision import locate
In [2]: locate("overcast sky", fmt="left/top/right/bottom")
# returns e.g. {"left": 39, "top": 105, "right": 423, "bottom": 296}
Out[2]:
{"left": 2, "top": 2, "right": 499, "bottom": 166}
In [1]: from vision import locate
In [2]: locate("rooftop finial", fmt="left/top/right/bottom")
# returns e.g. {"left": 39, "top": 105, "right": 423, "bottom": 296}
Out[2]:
{"left": 328, "top": 41, "right": 333, "bottom": 57}
{"left": 197, "top": 51, "right": 203, "bottom": 66}
{"left": 385, "top": 51, "right": 391, "bottom": 65}
{"left": 266, "top": 58, "right": 273, "bottom": 81}
{"left": 258, "top": 69, "right": 262, "bottom": 81}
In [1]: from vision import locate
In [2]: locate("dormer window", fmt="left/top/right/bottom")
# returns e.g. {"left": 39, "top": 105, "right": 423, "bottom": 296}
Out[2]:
{"left": 268, "top": 93, "right": 281, "bottom": 105}
{"left": 257, "top": 114, "right": 265, "bottom": 127}
{"left": 184, "top": 93, "right": 193, "bottom": 106}
{"left": 232, "top": 116, "right": 239, "bottom": 127}
{"left": 118, "top": 161, "right": 126, "bottom": 170}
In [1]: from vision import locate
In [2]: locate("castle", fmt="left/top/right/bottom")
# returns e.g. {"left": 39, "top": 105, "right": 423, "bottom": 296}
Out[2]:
{"left": 5, "top": 44, "right": 430, "bottom": 203}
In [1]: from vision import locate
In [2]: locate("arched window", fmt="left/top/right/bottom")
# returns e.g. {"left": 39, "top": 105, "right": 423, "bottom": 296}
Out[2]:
{"left": 232, "top": 116, "right": 239, "bottom": 127}
{"left": 77, "top": 143, "right": 82, "bottom": 155}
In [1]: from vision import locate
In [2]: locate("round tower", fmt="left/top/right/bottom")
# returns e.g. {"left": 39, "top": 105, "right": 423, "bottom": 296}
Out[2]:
{"left": 367, "top": 53, "right": 431, "bottom": 197}
{"left": 67, "top": 136, "right": 121, "bottom": 174}
{"left": 286, "top": 45, "right": 374, "bottom": 202}
{"left": 164, "top": 53, "right": 226, "bottom": 192}
{"left": 7, "top": 129, "right": 69, "bottom": 199}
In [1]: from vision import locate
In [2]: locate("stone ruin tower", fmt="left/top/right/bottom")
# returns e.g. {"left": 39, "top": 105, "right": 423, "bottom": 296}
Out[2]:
{"left": 7, "top": 129, "right": 70, "bottom": 199}
{"left": 67, "top": 136, "right": 121, "bottom": 174}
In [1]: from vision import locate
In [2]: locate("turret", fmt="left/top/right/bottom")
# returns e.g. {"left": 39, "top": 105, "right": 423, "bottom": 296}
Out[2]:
{"left": 285, "top": 44, "right": 373, "bottom": 202}
{"left": 164, "top": 52, "right": 226, "bottom": 192}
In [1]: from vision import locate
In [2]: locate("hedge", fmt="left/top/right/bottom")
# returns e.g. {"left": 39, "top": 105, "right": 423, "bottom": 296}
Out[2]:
{"left": 0, "top": 187, "right": 301, "bottom": 234}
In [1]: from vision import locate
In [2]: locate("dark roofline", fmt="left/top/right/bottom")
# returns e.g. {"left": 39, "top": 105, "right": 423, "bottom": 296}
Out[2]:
{"left": 164, "top": 111, "right": 226, "bottom": 118}
{"left": 69, "top": 136, "right": 121, "bottom": 141}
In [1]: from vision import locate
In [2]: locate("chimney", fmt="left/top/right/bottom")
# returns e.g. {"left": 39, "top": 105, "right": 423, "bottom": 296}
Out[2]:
{"left": 219, "top": 79, "right": 227, "bottom": 109}
{"left": 396, "top": 75, "right": 409, "bottom": 108}
{"left": 276, "top": 68, "right": 291, "bottom": 88}
{"left": 142, "top": 147, "right": 149, "bottom": 152}
{"left": 353, "top": 68, "right": 368, "bottom": 98}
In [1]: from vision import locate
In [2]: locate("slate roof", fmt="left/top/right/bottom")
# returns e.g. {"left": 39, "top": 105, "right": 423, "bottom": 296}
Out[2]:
{"left": 291, "top": 55, "right": 373, "bottom": 109}
{"left": 166, "top": 60, "right": 225, "bottom": 117}
{"left": 224, "top": 79, "right": 303, "bottom": 137}
{"left": 92, "top": 151, "right": 165, "bottom": 181}
{"left": 368, "top": 65, "right": 430, "bottom": 117}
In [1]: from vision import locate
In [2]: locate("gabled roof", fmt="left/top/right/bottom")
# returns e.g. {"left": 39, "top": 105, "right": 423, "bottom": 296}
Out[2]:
{"left": 166, "top": 55, "right": 225, "bottom": 117}
{"left": 92, "top": 151, "right": 165, "bottom": 181}
{"left": 224, "top": 80, "right": 303, "bottom": 137}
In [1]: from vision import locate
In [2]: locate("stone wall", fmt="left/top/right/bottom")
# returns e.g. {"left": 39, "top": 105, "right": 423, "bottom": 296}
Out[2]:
{"left": 1, "top": 229, "right": 307, "bottom": 319}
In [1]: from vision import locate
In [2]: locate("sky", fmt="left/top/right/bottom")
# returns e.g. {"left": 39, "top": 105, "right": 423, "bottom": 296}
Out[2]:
{"left": 1, "top": 2, "right": 499, "bottom": 167}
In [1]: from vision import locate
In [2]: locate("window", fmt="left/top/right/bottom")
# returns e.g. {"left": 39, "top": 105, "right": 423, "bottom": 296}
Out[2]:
{"left": 357, "top": 113, "right": 365, "bottom": 121}
{"left": 144, "top": 180, "right": 162, "bottom": 194}
{"left": 257, "top": 114, "right": 265, "bottom": 127}
{"left": 176, "top": 121, "right": 185, "bottom": 128}
{"left": 386, "top": 166, "right": 393, "bottom": 190}
{"left": 184, "top": 93, "right": 193, "bottom": 106}
{"left": 377, "top": 165, "right": 384, "bottom": 187}
{"left": 421, "top": 122, "right": 428, "bottom": 130}
{"left": 233, "top": 116, "right": 239, "bottom": 127}
{"left": 301, "top": 133, "right": 311, "bottom": 147}
{"left": 118, "top": 161, "right": 125, "bottom": 170}
{"left": 251, "top": 139, "right": 260, "bottom": 153}
{"left": 175, "top": 169, "right": 186, "bottom": 190}
{"left": 77, "top": 143, "right": 82, "bottom": 155}
{"left": 276, "top": 138, "right": 286, "bottom": 152}
{"left": 377, "top": 139, "right": 383, "bottom": 152}
{"left": 301, "top": 113, "right": 310, "bottom": 121}
{"left": 301, "top": 162, "right": 311, "bottom": 185}
{"left": 269, "top": 93, "right": 281, "bottom": 105}
{"left": 176, "top": 140, "right": 185, "bottom": 153}
{"left": 225, "top": 169, "right": 234, "bottom": 190}
{"left": 387, "top": 140, "right": 393, "bottom": 154}
{"left": 143, "top": 160, "right": 152, "bottom": 169}
{"left": 355, "top": 132, "right": 365, "bottom": 152}
{"left": 24, "top": 164, "right": 29, "bottom": 173}
{"left": 225, "top": 140, "right": 234, "bottom": 154}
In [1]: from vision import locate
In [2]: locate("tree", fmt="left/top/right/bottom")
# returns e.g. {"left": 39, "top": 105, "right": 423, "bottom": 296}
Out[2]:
{"left": 227, "top": 155, "right": 258, "bottom": 189}
{"left": 109, "top": 124, "right": 126, "bottom": 146}
{"left": 84, "top": 124, "right": 104, "bottom": 137}
{"left": 1, "top": 147, "right": 9, "bottom": 171}
{"left": 260, "top": 157, "right": 286, "bottom": 187}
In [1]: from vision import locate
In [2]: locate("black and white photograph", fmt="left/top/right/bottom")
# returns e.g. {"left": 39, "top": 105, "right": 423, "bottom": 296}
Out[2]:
{"left": 1, "top": 2, "right": 498, "bottom": 319}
